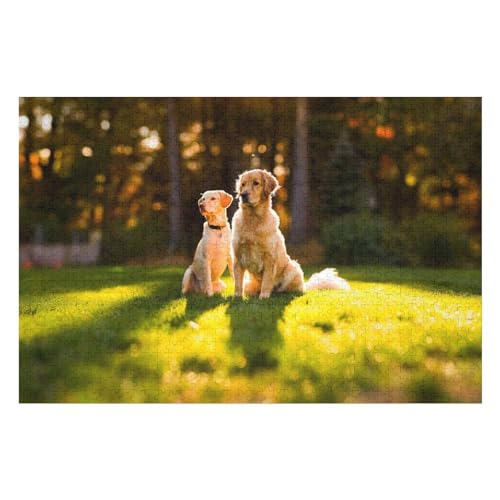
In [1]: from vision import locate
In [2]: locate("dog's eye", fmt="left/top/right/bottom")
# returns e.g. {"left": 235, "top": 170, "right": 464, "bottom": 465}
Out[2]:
{"left": 241, "top": 182, "right": 246, "bottom": 187}
{"left": 253, "top": 181, "right": 259, "bottom": 186}
{"left": 211, "top": 197, "right": 216, "bottom": 200}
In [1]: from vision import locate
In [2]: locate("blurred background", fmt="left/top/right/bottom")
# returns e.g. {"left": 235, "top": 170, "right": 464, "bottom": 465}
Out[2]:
{"left": 19, "top": 97, "right": 481, "bottom": 268}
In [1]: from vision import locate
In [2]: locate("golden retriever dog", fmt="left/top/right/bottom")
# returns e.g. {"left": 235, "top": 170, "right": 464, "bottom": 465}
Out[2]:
{"left": 181, "top": 190, "right": 234, "bottom": 296}
{"left": 232, "top": 169, "right": 350, "bottom": 299}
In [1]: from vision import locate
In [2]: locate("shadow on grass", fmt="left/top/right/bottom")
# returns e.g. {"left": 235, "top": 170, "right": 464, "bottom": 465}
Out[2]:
{"left": 19, "top": 279, "right": 179, "bottom": 403}
{"left": 170, "top": 293, "right": 227, "bottom": 329}
{"left": 20, "top": 266, "right": 185, "bottom": 297}
{"left": 226, "top": 294, "right": 297, "bottom": 374}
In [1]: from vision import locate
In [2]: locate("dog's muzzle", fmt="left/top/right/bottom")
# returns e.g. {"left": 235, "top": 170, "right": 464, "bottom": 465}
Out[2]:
{"left": 240, "top": 192, "right": 249, "bottom": 203}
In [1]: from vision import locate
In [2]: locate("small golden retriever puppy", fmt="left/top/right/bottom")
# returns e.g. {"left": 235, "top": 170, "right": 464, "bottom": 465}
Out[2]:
{"left": 181, "top": 190, "right": 234, "bottom": 296}
{"left": 232, "top": 169, "right": 350, "bottom": 298}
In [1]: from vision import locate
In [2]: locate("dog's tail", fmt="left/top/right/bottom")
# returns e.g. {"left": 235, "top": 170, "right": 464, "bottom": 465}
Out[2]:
{"left": 304, "top": 268, "right": 350, "bottom": 291}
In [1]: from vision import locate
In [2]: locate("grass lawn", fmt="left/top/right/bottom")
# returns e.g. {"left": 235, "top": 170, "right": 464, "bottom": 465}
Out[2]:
{"left": 19, "top": 265, "right": 481, "bottom": 403}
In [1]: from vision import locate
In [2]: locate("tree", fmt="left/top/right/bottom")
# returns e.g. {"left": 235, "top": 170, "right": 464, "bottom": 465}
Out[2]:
{"left": 319, "top": 127, "right": 369, "bottom": 216}
{"left": 19, "top": 97, "right": 481, "bottom": 263}
{"left": 289, "top": 97, "right": 309, "bottom": 244}
{"left": 166, "top": 98, "right": 182, "bottom": 253}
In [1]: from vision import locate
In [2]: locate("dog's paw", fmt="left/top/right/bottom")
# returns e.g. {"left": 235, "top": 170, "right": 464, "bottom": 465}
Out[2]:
{"left": 212, "top": 280, "right": 227, "bottom": 294}
{"left": 259, "top": 291, "right": 271, "bottom": 299}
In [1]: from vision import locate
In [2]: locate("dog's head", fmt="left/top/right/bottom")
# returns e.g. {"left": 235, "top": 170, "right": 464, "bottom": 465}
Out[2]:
{"left": 198, "top": 190, "right": 233, "bottom": 217}
{"left": 236, "top": 169, "right": 280, "bottom": 207}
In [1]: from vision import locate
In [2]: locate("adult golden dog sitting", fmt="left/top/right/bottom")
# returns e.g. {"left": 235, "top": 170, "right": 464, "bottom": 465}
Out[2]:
{"left": 231, "top": 169, "right": 305, "bottom": 299}
{"left": 232, "top": 168, "right": 350, "bottom": 299}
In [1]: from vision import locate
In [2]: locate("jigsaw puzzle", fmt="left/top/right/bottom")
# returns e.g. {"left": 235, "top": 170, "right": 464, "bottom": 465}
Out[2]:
{"left": 19, "top": 97, "right": 482, "bottom": 403}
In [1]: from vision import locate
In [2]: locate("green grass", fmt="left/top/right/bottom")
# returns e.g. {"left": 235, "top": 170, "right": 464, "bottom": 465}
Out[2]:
{"left": 19, "top": 265, "right": 481, "bottom": 403}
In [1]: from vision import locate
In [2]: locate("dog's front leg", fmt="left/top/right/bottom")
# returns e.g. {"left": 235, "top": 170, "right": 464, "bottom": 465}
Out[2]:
{"left": 199, "top": 259, "right": 213, "bottom": 296}
{"left": 233, "top": 261, "right": 244, "bottom": 297}
{"left": 227, "top": 250, "right": 234, "bottom": 279}
{"left": 259, "top": 255, "right": 275, "bottom": 299}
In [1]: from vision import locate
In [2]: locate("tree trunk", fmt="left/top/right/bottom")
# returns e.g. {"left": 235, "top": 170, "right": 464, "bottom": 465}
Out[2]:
{"left": 289, "top": 97, "right": 309, "bottom": 244}
{"left": 43, "top": 99, "right": 62, "bottom": 205}
{"left": 217, "top": 98, "right": 241, "bottom": 215}
{"left": 270, "top": 97, "right": 278, "bottom": 165}
{"left": 167, "top": 97, "right": 182, "bottom": 253}
{"left": 23, "top": 99, "right": 34, "bottom": 169}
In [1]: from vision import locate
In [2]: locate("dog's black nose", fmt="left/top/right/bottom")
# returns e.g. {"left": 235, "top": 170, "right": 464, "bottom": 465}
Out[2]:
{"left": 241, "top": 192, "right": 249, "bottom": 202}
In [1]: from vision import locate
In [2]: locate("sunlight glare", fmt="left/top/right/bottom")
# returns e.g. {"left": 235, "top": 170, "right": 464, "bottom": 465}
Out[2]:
{"left": 19, "top": 115, "right": 29, "bottom": 128}
{"left": 40, "top": 113, "right": 53, "bottom": 132}
{"left": 192, "top": 122, "right": 202, "bottom": 134}
{"left": 273, "top": 165, "right": 289, "bottom": 177}
{"left": 82, "top": 146, "right": 93, "bottom": 157}
{"left": 242, "top": 143, "right": 254, "bottom": 154}
{"left": 405, "top": 173, "right": 417, "bottom": 187}
{"left": 141, "top": 131, "right": 161, "bottom": 151}
{"left": 39, "top": 148, "right": 51, "bottom": 164}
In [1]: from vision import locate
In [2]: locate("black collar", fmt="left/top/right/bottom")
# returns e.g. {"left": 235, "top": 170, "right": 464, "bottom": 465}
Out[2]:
{"left": 208, "top": 224, "right": 226, "bottom": 230}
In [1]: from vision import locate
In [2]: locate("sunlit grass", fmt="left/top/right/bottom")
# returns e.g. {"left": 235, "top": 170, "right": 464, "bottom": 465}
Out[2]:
{"left": 19, "top": 266, "right": 481, "bottom": 403}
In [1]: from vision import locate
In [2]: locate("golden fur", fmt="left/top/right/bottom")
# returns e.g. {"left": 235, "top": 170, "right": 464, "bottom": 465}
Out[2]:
{"left": 231, "top": 169, "right": 305, "bottom": 298}
{"left": 181, "top": 190, "right": 234, "bottom": 295}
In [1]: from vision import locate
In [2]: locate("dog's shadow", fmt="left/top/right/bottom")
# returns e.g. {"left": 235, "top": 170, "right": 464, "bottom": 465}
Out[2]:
{"left": 170, "top": 291, "right": 297, "bottom": 375}
{"left": 170, "top": 293, "right": 227, "bottom": 329}
{"left": 226, "top": 294, "right": 297, "bottom": 374}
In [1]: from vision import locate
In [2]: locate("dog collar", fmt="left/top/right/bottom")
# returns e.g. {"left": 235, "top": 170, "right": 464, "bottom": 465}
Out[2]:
{"left": 208, "top": 224, "right": 226, "bottom": 230}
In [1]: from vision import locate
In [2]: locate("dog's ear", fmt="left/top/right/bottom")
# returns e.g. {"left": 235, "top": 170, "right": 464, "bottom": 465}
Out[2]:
{"left": 219, "top": 191, "right": 233, "bottom": 208}
{"left": 262, "top": 170, "right": 280, "bottom": 198}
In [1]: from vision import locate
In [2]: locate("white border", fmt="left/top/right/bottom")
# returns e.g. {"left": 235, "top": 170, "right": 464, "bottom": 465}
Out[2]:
{"left": 3, "top": 2, "right": 499, "bottom": 499}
